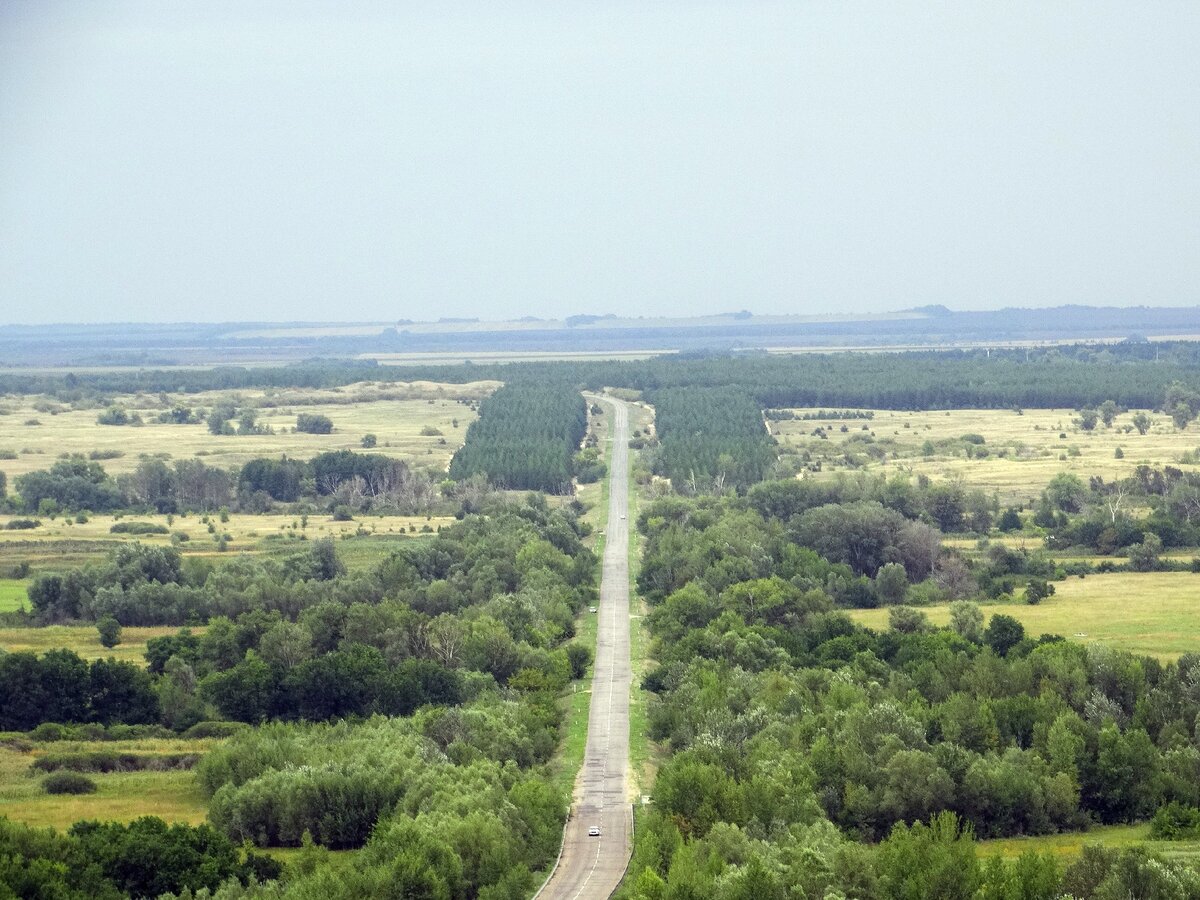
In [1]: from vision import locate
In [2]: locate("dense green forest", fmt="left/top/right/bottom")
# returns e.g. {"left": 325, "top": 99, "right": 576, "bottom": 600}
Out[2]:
{"left": 4, "top": 342, "right": 1200, "bottom": 410}
{"left": 620, "top": 487, "right": 1200, "bottom": 899}
{"left": 448, "top": 383, "right": 587, "bottom": 493}
{"left": 648, "top": 387, "right": 776, "bottom": 492}
{"left": 2, "top": 495, "right": 596, "bottom": 897}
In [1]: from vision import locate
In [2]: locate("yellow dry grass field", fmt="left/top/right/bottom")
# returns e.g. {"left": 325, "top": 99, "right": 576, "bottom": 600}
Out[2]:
{"left": 0, "top": 625, "right": 205, "bottom": 662}
{"left": 0, "top": 380, "right": 496, "bottom": 479}
{"left": 0, "top": 511, "right": 457, "bottom": 556}
{"left": 0, "top": 737, "right": 214, "bottom": 830}
{"left": 772, "top": 407, "right": 1200, "bottom": 505}
{"left": 849, "top": 571, "right": 1200, "bottom": 660}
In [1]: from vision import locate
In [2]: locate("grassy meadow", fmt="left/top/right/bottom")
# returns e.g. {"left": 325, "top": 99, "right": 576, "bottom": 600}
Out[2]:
{"left": 849, "top": 571, "right": 1200, "bottom": 660}
{"left": 772, "top": 407, "right": 1200, "bottom": 505}
{"left": 0, "top": 736, "right": 216, "bottom": 830}
{"left": 978, "top": 823, "right": 1200, "bottom": 864}
{"left": 0, "top": 379, "right": 494, "bottom": 479}
{"left": 0, "top": 578, "right": 29, "bottom": 612}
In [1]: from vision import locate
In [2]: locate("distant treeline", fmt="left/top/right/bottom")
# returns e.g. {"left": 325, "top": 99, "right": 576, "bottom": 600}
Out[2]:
{"left": 3, "top": 342, "right": 1199, "bottom": 410}
{"left": 448, "top": 383, "right": 587, "bottom": 494}
{"left": 8, "top": 449, "right": 449, "bottom": 517}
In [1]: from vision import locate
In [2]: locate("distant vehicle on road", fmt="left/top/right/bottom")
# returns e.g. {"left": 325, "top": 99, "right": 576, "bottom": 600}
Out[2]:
{"left": 588, "top": 826, "right": 601, "bottom": 837}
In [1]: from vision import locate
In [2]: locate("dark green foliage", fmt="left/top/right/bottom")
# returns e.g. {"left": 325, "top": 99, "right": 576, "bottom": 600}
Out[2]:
{"left": 624, "top": 488, "right": 1200, "bottom": 900}
{"left": 14, "top": 342, "right": 1200, "bottom": 411}
{"left": 32, "top": 751, "right": 199, "bottom": 774}
{"left": 296, "top": 413, "right": 334, "bottom": 434}
{"left": 96, "top": 615, "right": 122, "bottom": 648}
{"left": 96, "top": 406, "right": 135, "bottom": 426}
{"left": 109, "top": 521, "right": 169, "bottom": 534}
{"left": 983, "top": 613, "right": 1025, "bottom": 655}
{"left": 998, "top": 507, "right": 1022, "bottom": 531}
{"left": 449, "top": 383, "right": 586, "bottom": 493}
{"left": 567, "top": 642, "right": 593, "bottom": 679}
{"left": 1150, "top": 801, "right": 1200, "bottom": 840}
{"left": 649, "top": 386, "right": 776, "bottom": 492}
{"left": 69, "top": 817, "right": 279, "bottom": 898}
{"left": 0, "top": 651, "right": 160, "bottom": 730}
{"left": 15, "top": 456, "right": 125, "bottom": 512}
{"left": 42, "top": 771, "right": 97, "bottom": 795}
{"left": 238, "top": 456, "right": 305, "bottom": 502}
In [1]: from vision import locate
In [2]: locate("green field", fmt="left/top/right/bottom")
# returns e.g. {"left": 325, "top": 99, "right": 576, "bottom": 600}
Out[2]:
{"left": 773, "top": 407, "right": 1200, "bottom": 505}
{"left": 0, "top": 736, "right": 215, "bottom": 830}
{"left": 0, "top": 379, "right": 493, "bottom": 479}
{"left": 979, "top": 823, "right": 1200, "bottom": 864}
{"left": 0, "top": 578, "right": 29, "bottom": 612}
{"left": 850, "top": 571, "right": 1200, "bottom": 660}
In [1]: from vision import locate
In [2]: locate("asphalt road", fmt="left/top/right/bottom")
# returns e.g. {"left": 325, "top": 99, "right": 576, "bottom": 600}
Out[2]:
{"left": 537, "top": 396, "right": 633, "bottom": 900}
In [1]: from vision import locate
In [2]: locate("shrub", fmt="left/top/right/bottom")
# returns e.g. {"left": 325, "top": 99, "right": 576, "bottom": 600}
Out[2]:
{"left": 43, "top": 771, "right": 97, "bottom": 794}
{"left": 419, "top": 425, "right": 443, "bottom": 436}
{"left": 96, "top": 406, "right": 130, "bottom": 426}
{"left": 33, "top": 752, "right": 200, "bottom": 773}
{"left": 360, "top": 433, "right": 377, "bottom": 448}
{"left": 97, "top": 615, "right": 122, "bottom": 648}
{"left": 109, "top": 521, "right": 170, "bottom": 535}
{"left": 332, "top": 505, "right": 354, "bottom": 522}
{"left": 296, "top": 414, "right": 334, "bottom": 434}
{"left": 1151, "top": 802, "right": 1200, "bottom": 840}
{"left": 29, "top": 722, "right": 69, "bottom": 742}
{"left": 5, "top": 518, "right": 40, "bottom": 530}
{"left": 184, "top": 721, "right": 249, "bottom": 739}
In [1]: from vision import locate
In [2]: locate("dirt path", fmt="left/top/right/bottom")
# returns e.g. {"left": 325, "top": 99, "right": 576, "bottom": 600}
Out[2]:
{"left": 536, "top": 396, "right": 633, "bottom": 899}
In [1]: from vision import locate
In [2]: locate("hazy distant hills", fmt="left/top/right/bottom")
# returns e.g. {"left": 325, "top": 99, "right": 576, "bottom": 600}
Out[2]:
{"left": 1, "top": 305, "right": 1198, "bottom": 367}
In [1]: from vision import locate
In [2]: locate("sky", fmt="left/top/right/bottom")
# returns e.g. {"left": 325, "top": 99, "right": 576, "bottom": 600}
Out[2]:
{"left": 1, "top": 2, "right": 1199, "bottom": 325}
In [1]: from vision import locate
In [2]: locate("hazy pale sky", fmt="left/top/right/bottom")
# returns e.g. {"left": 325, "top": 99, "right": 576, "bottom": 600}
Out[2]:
{"left": 2, "top": 2, "right": 1198, "bottom": 325}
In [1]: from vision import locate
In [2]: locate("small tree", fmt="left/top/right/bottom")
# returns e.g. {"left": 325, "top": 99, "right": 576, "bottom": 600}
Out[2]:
{"left": 874, "top": 562, "right": 909, "bottom": 605}
{"left": 207, "top": 404, "right": 236, "bottom": 435}
{"left": 1024, "top": 579, "right": 1055, "bottom": 605}
{"left": 361, "top": 433, "right": 377, "bottom": 449}
{"left": 985, "top": 613, "right": 1025, "bottom": 656}
{"left": 566, "top": 643, "right": 593, "bottom": 680}
{"left": 97, "top": 615, "right": 122, "bottom": 649}
{"left": 1172, "top": 403, "right": 1193, "bottom": 430}
{"left": 949, "top": 600, "right": 985, "bottom": 643}
{"left": 997, "top": 508, "right": 1022, "bottom": 532}
{"left": 889, "top": 605, "right": 930, "bottom": 634}
{"left": 1076, "top": 408, "right": 1099, "bottom": 431}
{"left": 1128, "top": 532, "right": 1163, "bottom": 572}
{"left": 1098, "top": 400, "right": 1121, "bottom": 428}
{"left": 1132, "top": 412, "right": 1151, "bottom": 435}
